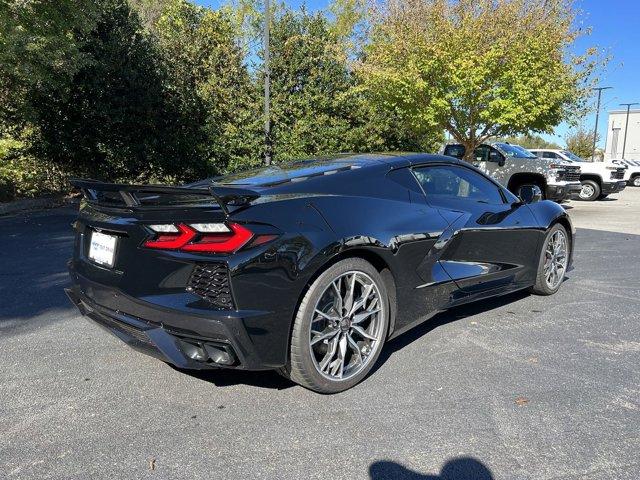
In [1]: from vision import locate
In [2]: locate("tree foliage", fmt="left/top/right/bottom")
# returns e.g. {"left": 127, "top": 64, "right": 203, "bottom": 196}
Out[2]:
{"left": 265, "top": 6, "right": 439, "bottom": 162}
{"left": 28, "top": 0, "right": 176, "bottom": 181}
{"left": 155, "top": 0, "right": 262, "bottom": 175}
{"left": 359, "top": 0, "right": 601, "bottom": 160}
{"left": 496, "top": 134, "right": 561, "bottom": 150}
{"left": 565, "top": 125, "right": 597, "bottom": 159}
{"left": 0, "top": 0, "right": 600, "bottom": 200}
{"left": 0, "top": 0, "right": 99, "bottom": 130}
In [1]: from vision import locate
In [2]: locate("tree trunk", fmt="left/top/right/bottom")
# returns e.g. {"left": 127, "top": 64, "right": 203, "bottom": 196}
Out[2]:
{"left": 460, "top": 139, "right": 478, "bottom": 163}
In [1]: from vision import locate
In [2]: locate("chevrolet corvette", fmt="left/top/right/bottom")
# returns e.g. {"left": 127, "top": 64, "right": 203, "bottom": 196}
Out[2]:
{"left": 66, "top": 153, "right": 573, "bottom": 393}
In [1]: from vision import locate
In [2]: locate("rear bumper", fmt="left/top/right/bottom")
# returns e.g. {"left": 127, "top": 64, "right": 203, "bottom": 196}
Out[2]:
{"left": 602, "top": 181, "right": 627, "bottom": 194}
{"left": 66, "top": 268, "right": 283, "bottom": 371}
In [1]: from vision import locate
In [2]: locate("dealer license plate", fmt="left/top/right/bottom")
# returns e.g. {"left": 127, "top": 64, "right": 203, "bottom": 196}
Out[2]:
{"left": 88, "top": 230, "right": 117, "bottom": 267}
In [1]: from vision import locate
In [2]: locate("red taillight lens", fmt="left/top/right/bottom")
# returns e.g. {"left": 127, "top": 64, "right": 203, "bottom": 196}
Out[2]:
{"left": 143, "top": 223, "right": 254, "bottom": 254}
{"left": 143, "top": 223, "right": 196, "bottom": 249}
{"left": 182, "top": 223, "right": 253, "bottom": 253}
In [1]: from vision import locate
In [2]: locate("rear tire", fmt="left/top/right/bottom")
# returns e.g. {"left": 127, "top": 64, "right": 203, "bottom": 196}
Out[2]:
{"left": 285, "top": 258, "right": 389, "bottom": 393}
{"left": 529, "top": 224, "right": 570, "bottom": 296}
{"left": 578, "top": 180, "right": 600, "bottom": 201}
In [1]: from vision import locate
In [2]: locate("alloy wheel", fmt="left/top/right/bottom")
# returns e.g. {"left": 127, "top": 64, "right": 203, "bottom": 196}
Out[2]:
{"left": 309, "top": 271, "right": 385, "bottom": 381}
{"left": 633, "top": 176, "right": 640, "bottom": 187}
{"left": 544, "top": 230, "right": 568, "bottom": 289}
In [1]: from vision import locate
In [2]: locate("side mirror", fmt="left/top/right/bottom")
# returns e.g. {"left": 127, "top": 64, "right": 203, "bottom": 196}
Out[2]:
{"left": 488, "top": 152, "right": 505, "bottom": 167}
{"left": 518, "top": 185, "right": 542, "bottom": 204}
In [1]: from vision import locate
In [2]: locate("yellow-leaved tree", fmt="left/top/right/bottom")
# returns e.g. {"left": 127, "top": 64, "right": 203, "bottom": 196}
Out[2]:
{"left": 358, "top": 0, "right": 603, "bottom": 160}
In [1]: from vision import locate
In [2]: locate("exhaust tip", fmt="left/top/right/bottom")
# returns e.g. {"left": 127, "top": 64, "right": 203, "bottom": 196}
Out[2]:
{"left": 177, "top": 338, "right": 236, "bottom": 366}
{"left": 204, "top": 344, "right": 235, "bottom": 366}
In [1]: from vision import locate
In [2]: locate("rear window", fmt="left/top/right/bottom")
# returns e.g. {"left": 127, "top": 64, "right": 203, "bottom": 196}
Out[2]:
{"left": 214, "top": 158, "right": 362, "bottom": 186}
{"left": 494, "top": 143, "right": 537, "bottom": 159}
{"left": 560, "top": 150, "right": 586, "bottom": 162}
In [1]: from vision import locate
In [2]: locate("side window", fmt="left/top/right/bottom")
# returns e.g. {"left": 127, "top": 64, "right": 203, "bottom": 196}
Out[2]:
{"left": 413, "top": 165, "right": 505, "bottom": 205}
{"left": 543, "top": 152, "right": 558, "bottom": 159}
{"left": 474, "top": 145, "right": 490, "bottom": 162}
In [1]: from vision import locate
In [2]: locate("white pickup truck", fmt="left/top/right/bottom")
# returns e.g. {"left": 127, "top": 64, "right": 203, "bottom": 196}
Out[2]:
{"left": 615, "top": 159, "right": 640, "bottom": 187}
{"left": 442, "top": 142, "right": 582, "bottom": 202}
{"left": 529, "top": 149, "right": 627, "bottom": 201}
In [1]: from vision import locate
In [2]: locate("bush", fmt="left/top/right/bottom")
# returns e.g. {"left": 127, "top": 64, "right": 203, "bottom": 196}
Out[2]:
{"left": 0, "top": 137, "right": 70, "bottom": 201}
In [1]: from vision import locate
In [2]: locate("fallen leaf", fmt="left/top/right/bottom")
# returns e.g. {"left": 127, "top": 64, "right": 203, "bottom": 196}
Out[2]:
{"left": 148, "top": 458, "right": 156, "bottom": 471}
{"left": 515, "top": 396, "right": 529, "bottom": 406}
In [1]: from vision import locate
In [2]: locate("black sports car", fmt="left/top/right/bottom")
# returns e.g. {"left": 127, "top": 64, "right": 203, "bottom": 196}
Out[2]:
{"left": 66, "top": 153, "right": 573, "bottom": 393}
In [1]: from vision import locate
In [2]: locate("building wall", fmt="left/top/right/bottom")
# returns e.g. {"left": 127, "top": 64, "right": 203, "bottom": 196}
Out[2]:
{"left": 604, "top": 109, "right": 640, "bottom": 161}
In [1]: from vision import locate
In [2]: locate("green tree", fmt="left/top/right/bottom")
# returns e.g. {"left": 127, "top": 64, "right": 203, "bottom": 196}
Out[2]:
{"left": 28, "top": 0, "right": 176, "bottom": 181}
{"left": 359, "top": 0, "right": 601, "bottom": 161}
{"left": 264, "top": 6, "right": 439, "bottom": 163}
{"left": 496, "top": 134, "right": 561, "bottom": 150}
{"left": 0, "top": 0, "right": 99, "bottom": 131}
{"left": 565, "top": 126, "right": 597, "bottom": 159}
{"left": 155, "top": 0, "right": 262, "bottom": 174}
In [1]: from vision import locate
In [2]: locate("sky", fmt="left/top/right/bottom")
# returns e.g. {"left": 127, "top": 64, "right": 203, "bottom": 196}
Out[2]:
{"left": 197, "top": 0, "right": 640, "bottom": 149}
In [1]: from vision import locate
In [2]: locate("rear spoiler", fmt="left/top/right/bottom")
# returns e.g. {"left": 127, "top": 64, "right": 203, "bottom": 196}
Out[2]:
{"left": 70, "top": 179, "right": 260, "bottom": 215}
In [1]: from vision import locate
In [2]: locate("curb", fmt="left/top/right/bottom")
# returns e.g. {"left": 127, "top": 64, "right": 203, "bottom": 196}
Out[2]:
{"left": 0, "top": 196, "right": 79, "bottom": 217}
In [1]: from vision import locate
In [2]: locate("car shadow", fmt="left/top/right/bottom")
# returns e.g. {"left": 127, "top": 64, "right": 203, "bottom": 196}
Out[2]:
{"left": 176, "top": 290, "right": 529, "bottom": 391}
{"left": 170, "top": 364, "right": 296, "bottom": 390}
{"left": 0, "top": 209, "right": 77, "bottom": 336}
{"left": 369, "top": 458, "right": 494, "bottom": 480}
{"left": 371, "top": 290, "right": 529, "bottom": 376}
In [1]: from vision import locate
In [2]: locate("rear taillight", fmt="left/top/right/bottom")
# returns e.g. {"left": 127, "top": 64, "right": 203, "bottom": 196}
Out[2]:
{"left": 143, "top": 222, "right": 255, "bottom": 254}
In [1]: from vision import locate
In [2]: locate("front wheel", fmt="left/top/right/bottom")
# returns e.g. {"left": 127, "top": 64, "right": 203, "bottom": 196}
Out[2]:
{"left": 578, "top": 180, "right": 600, "bottom": 201}
{"left": 529, "top": 224, "right": 570, "bottom": 296}
{"left": 284, "top": 258, "right": 389, "bottom": 393}
{"left": 632, "top": 176, "right": 640, "bottom": 187}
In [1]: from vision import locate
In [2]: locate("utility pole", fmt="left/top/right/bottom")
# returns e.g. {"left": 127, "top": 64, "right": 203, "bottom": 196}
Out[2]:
{"left": 263, "top": 0, "right": 272, "bottom": 166}
{"left": 591, "top": 86, "right": 612, "bottom": 161}
{"left": 619, "top": 102, "right": 639, "bottom": 160}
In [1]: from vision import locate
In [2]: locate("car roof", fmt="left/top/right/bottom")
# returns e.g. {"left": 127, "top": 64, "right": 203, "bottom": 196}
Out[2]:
{"left": 211, "top": 153, "right": 459, "bottom": 187}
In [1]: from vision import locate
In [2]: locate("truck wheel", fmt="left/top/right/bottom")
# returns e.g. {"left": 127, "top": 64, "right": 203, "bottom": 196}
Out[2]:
{"left": 578, "top": 180, "right": 600, "bottom": 201}
{"left": 633, "top": 176, "right": 640, "bottom": 187}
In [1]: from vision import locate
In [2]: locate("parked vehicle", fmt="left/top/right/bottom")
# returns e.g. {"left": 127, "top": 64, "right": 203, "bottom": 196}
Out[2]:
{"left": 529, "top": 149, "right": 627, "bottom": 201}
{"left": 615, "top": 159, "right": 640, "bottom": 187}
{"left": 442, "top": 142, "right": 582, "bottom": 202}
{"left": 66, "top": 154, "right": 574, "bottom": 393}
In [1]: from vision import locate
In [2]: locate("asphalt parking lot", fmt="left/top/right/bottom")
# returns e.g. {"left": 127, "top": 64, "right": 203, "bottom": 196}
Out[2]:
{"left": 1, "top": 189, "right": 639, "bottom": 480}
